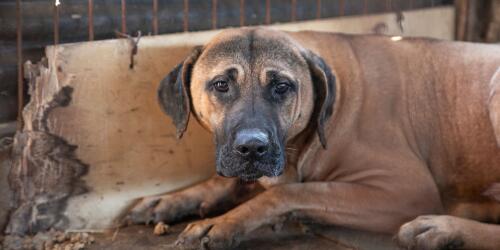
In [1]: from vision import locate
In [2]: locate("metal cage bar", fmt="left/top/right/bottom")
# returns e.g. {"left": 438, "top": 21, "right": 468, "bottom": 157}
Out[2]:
{"left": 212, "top": 0, "right": 217, "bottom": 29}
{"left": 265, "top": 0, "right": 271, "bottom": 25}
{"left": 240, "top": 0, "right": 245, "bottom": 26}
{"left": 53, "top": 2, "right": 60, "bottom": 45}
{"left": 16, "top": 0, "right": 23, "bottom": 130}
{"left": 152, "top": 0, "right": 158, "bottom": 35}
{"left": 88, "top": 0, "right": 94, "bottom": 40}
{"left": 339, "top": 0, "right": 345, "bottom": 16}
{"left": 121, "top": 0, "right": 127, "bottom": 33}
{"left": 316, "top": 0, "right": 321, "bottom": 19}
{"left": 183, "top": 0, "right": 189, "bottom": 32}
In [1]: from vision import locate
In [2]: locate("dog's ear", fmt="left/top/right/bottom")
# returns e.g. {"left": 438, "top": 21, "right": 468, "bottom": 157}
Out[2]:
{"left": 158, "top": 46, "right": 203, "bottom": 139}
{"left": 302, "top": 50, "right": 336, "bottom": 149}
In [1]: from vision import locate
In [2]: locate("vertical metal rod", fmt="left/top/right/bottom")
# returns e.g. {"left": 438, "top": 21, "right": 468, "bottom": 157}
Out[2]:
{"left": 212, "top": 0, "right": 217, "bottom": 29}
{"left": 386, "top": 0, "right": 392, "bottom": 11}
{"left": 265, "top": 0, "right": 271, "bottom": 24}
{"left": 16, "top": 0, "right": 23, "bottom": 130}
{"left": 183, "top": 0, "right": 189, "bottom": 32}
{"left": 455, "top": 0, "right": 468, "bottom": 41}
{"left": 152, "top": 0, "right": 158, "bottom": 35}
{"left": 121, "top": 0, "right": 127, "bottom": 33}
{"left": 409, "top": 0, "right": 413, "bottom": 9}
{"left": 88, "top": 0, "right": 94, "bottom": 40}
{"left": 316, "top": 0, "right": 321, "bottom": 19}
{"left": 291, "top": 0, "right": 296, "bottom": 22}
{"left": 339, "top": 0, "right": 345, "bottom": 16}
{"left": 363, "top": 0, "right": 368, "bottom": 14}
{"left": 54, "top": 2, "right": 60, "bottom": 45}
{"left": 240, "top": 0, "right": 245, "bottom": 26}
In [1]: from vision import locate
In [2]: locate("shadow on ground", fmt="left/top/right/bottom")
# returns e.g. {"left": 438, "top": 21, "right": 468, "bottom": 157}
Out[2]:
{"left": 89, "top": 222, "right": 399, "bottom": 250}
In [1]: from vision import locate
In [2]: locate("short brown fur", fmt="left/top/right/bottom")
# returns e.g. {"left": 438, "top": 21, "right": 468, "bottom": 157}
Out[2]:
{"left": 129, "top": 28, "right": 500, "bottom": 250}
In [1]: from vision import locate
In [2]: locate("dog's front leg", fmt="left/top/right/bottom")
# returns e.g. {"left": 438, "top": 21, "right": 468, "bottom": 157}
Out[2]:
{"left": 176, "top": 181, "right": 436, "bottom": 249}
{"left": 397, "top": 215, "right": 500, "bottom": 250}
{"left": 397, "top": 183, "right": 500, "bottom": 250}
{"left": 127, "top": 175, "right": 255, "bottom": 225}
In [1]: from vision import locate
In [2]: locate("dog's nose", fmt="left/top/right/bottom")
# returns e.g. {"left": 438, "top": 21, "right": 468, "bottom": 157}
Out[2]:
{"left": 233, "top": 129, "right": 270, "bottom": 158}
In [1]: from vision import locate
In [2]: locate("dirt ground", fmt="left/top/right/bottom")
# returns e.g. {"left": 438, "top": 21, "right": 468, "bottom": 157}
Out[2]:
{"left": 2, "top": 221, "right": 399, "bottom": 250}
{"left": 87, "top": 222, "right": 398, "bottom": 250}
{"left": 0, "top": 187, "right": 400, "bottom": 250}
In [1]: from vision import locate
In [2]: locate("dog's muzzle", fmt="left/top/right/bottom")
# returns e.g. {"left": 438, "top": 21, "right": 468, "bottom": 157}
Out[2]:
{"left": 216, "top": 128, "right": 284, "bottom": 181}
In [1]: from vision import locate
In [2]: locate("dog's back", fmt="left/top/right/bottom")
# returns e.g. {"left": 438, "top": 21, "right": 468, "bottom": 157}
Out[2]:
{"left": 416, "top": 40, "right": 500, "bottom": 220}
{"left": 128, "top": 28, "right": 500, "bottom": 249}
{"left": 291, "top": 31, "right": 500, "bottom": 220}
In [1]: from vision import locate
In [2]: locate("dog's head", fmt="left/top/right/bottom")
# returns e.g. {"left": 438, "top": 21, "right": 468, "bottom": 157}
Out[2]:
{"left": 158, "top": 28, "right": 335, "bottom": 181}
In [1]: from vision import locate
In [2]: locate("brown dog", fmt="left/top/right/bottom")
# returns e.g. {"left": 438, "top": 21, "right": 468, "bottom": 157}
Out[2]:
{"left": 127, "top": 28, "right": 500, "bottom": 249}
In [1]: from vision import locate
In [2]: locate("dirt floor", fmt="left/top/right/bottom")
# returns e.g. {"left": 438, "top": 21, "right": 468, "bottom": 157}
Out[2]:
{"left": 87, "top": 222, "right": 398, "bottom": 250}
{"left": 2, "top": 221, "right": 399, "bottom": 250}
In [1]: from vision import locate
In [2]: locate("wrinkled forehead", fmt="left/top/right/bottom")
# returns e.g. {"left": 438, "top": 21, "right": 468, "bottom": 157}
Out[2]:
{"left": 197, "top": 29, "right": 307, "bottom": 75}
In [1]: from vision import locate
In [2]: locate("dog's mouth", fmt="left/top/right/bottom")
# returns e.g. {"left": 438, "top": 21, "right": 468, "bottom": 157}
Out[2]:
{"left": 237, "top": 171, "right": 265, "bottom": 182}
{"left": 215, "top": 144, "right": 285, "bottom": 181}
{"left": 218, "top": 161, "right": 284, "bottom": 181}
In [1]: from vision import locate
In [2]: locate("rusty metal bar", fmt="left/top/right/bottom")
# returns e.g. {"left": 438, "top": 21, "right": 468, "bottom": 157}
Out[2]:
{"left": 88, "top": 0, "right": 94, "bottom": 40}
{"left": 386, "top": 0, "right": 392, "bottom": 11}
{"left": 409, "top": 0, "right": 413, "bottom": 9}
{"left": 121, "top": 0, "right": 127, "bottom": 33}
{"left": 16, "top": 0, "right": 23, "bottom": 130}
{"left": 316, "top": 0, "right": 321, "bottom": 19}
{"left": 183, "top": 0, "right": 189, "bottom": 32}
{"left": 240, "top": 0, "right": 245, "bottom": 26}
{"left": 265, "top": 0, "right": 271, "bottom": 24}
{"left": 291, "top": 0, "right": 296, "bottom": 22}
{"left": 363, "top": 0, "right": 368, "bottom": 14}
{"left": 339, "top": 0, "right": 344, "bottom": 16}
{"left": 54, "top": 2, "right": 60, "bottom": 45}
{"left": 455, "top": 0, "right": 469, "bottom": 41}
{"left": 212, "top": 0, "right": 217, "bottom": 29}
{"left": 152, "top": 0, "right": 158, "bottom": 35}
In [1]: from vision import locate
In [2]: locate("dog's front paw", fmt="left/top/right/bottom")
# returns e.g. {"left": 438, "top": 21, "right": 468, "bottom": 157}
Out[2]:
{"left": 175, "top": 216, "right": 244, "bottom": 250}
{"left": 126, "top": 193, "right": 200, "bottom": 225}
{"left": 396, "top": 215, "right": 465, "bottom": 250}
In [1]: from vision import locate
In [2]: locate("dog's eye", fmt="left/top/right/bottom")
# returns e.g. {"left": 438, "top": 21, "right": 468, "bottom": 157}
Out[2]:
{"left": 274, "top": 82, "right": 290, "bottom": 95}
{"left": 213, "top": 81, "right": 229, "bottom": 92}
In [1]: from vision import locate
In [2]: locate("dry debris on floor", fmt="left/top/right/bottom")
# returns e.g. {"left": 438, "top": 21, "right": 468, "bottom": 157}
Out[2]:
{"left": 2, "top": 230, "right": 95, "bottom": 250}
{"left": 2, "top": 221, "right": 398, "bottom": 250}
{"left": 88, "top": 222, "right": 397, "bottom": 250}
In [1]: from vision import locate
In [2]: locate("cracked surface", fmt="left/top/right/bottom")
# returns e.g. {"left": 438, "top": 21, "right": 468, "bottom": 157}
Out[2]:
{"left": 5, "top": 60, "right": 88, "bottom": 236}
